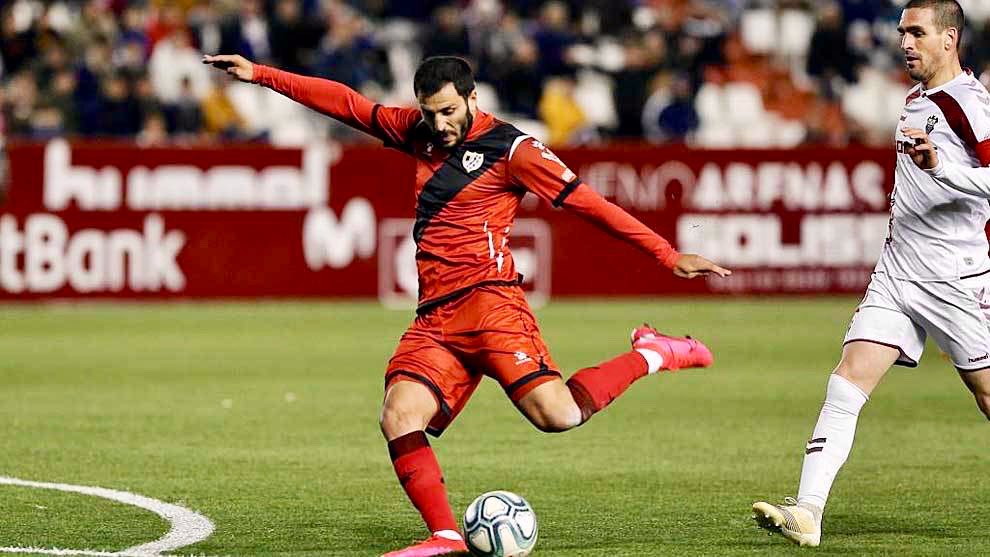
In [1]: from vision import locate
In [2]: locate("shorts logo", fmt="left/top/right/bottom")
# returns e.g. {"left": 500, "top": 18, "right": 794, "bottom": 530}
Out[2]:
{"left": 965, "top": 257, "right": 974, "bottom": 266}
{"left": 514, "top": 351, "right": 533, "bottom": 365}
{"left": 926, "top": 115, "right": 939, "bottom": 134}
{"left": 462, "top": 150, "right": 484, "bottom": 173}
{"left": 968, "top": 353, "right": 989, "bottom": 363}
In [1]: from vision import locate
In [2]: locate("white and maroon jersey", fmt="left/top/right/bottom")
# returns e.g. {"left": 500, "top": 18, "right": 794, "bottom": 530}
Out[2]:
{"left": 878, "top": 70, "right": 990, "bottom": 281}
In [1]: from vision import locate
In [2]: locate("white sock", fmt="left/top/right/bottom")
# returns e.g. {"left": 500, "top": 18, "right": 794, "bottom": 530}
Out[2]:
{"left": 635, "top": 348, "right": 664, "bottom": 374}
{"left": 434, "top": 529, "right": 462, "bottom": 541}
{"left": 797, "top": 374, "right": 869, "bottom": 513}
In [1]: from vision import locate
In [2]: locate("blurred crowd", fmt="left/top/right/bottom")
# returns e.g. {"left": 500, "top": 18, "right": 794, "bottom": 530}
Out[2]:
{"left": 2, "top": 0, "right": 990, "bottom": 149}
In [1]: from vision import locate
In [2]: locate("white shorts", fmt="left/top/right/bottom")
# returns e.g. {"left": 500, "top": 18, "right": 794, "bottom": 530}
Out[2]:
{"left": 844, "top": 272, "right": 990, "bottom": 371}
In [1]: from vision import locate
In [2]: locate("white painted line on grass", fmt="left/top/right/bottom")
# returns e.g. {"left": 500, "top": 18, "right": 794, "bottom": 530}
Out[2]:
{"left": 0, "top": 476, "right": 215, "bottom": 556}
{"left": 0, "top": 547, "right": 151, "bottom": 556}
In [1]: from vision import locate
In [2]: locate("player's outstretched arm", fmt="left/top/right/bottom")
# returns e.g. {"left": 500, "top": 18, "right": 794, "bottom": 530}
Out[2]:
{"left": 506, "top": 138, "right": 730, "bottom": 279}
{"left": 670, "top": 253, "right": 732, "bottom": 279}
{"left": 902, "top": 126, "right": 990, "bottom": 198}
{"left": 564, "top": 185, "right": 731, "bottom": 279}
{"left": 202, "top": 54, "right": 417, "bottom": 145}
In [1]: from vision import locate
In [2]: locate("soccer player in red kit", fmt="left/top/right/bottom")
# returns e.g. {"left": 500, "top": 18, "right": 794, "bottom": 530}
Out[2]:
{"left": 204, "top": 53, "right": 731, "bottom": 557}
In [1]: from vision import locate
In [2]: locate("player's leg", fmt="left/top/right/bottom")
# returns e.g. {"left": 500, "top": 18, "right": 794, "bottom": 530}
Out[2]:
{"left": 514, "top": 339, "right": 698, "bottom": 432}
{"left": 752, "top": 341, "right": 898, "bottom": 547}
{"left": 959, "top": 370, "right": 990, "bottom": 420}
{"left": 563, "top": 324, "right": 713, "bottom": 424}
{"left": 381, "top": 325, "right": 477, "bottom": 557}
{"left": 754, "top": 275, "right": 924, "bottom": 547}
{"left": 913, "top": 275, "right": 990, "bottom": 422}
{"left": 458, "top": 286, "right": 712, "bottom": 432}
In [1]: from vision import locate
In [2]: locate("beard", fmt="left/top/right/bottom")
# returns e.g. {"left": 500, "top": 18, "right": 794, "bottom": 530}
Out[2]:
{"left": 438, "top": 101, "right": 474, "bottom": 149}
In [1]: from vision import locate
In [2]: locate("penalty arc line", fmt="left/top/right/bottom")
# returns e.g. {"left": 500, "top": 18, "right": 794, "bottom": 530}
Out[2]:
{"left": 0, "top": 476, "right": 215, "bottom": 556}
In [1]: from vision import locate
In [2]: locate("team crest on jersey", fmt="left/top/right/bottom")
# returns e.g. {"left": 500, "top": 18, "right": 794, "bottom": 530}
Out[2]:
{"left": 462, "top": 150, "right": 484, "bottom": 173}
{"left": 926, "top": 115, "right": 939, "bottom": 134}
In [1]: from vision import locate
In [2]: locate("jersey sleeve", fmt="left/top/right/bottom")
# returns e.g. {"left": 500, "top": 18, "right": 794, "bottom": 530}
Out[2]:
{"left": 507, "top": 138, "right": 680, "bottom": 268}
{"left": 973, "top": 112, "right": 990, "bottom": 167}
{"left": 506, "top": 137, "right": 583, "bottom": 207}
{"left": 252, "top": 64, "right": 420, "bottom": 148}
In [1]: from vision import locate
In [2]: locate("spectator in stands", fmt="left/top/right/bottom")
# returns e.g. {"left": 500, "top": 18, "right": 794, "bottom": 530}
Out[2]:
{"left": 165, "top": 75, "right": 204, "bottom": 140}
{"left": 489, "top": 34, "right": 542, "bottom": 118}
{"left": 422, "top": 4, "right": 472, "bottom": 59}
{"left": 539, "top": 76, "right": 587, "bottom": 145}
{"left": 201, "top": 73, "right": 250, "bottom": 140}
{"left": 613, "top": 29, "right": 667, "bottom": 138}
{"left": 655, "top": 73, "right": 699, "bottom": 142}
{"left": 96, "top": 73, "right": 140, "bottom": 137}
{"left": 313, "top": 4, "right": 392, "bottom": 93}
{"left": 807, "top": 1, "right": 861, "bottom": 95}
{"left": 42, "top": 69, "right": 79, "bottom": 134}
{"left": 137, "top": 112, "right": 168, "bottom": 147}
{"left": 268, "top": 0, "right": 324, "bottom": 75}
{"left": 1, "top": 8, "right": 38, "bottom": 77}
{"left": 532, "top": 1, "right": 578, "bottom": 78}
{"left": 149, "top": 28, "right": 211, "bottom": 103}
{"left": 5, "top": 72, "right": 38, "bottom": 136}
{"left": 218, "top": 0, "right": 270, "bottom": 62}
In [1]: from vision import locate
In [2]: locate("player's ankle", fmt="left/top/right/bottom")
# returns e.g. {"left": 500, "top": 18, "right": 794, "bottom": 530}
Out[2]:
{"left": 796, "top": 500, "right": 823, "bottom": 522}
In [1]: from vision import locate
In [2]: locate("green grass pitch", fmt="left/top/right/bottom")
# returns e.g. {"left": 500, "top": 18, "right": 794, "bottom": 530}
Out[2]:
{"left": 0, "top": 299, "right": 987, "bottom": 556}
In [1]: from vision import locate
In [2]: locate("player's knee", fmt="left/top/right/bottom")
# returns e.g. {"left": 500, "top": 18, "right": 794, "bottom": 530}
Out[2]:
{"left": 974, "top": 393, "right": 990, "bottom": 421}
{"left": 525, "top": 403, "right": 582, "bottom": 433}
{"left": 379, "top": 402, "right": 429, "bottom": 438}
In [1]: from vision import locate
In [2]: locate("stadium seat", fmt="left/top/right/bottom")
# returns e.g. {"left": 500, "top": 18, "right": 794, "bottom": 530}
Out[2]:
{"left": 475, "top": 82, "right": 501, "bottom": 114}
{"left": 724, "top": 82, "right": 766, "bottom": 126}
{"left": 694, "top": 83, "right": 725, "bottom": 126}
{"left": 779, "top": 9, "right": 815, "bottom": 59}
{"left": 740, "top": 9, "right": 776, "bottom": 56}
{"left": 771, "top": 115, "right": 808, "bottom": 148}
{"left": 574, "top": 70, "right": 618, "bottom": 129}
{"left": 694, "top": 124, "right": 736, "bottom": 148}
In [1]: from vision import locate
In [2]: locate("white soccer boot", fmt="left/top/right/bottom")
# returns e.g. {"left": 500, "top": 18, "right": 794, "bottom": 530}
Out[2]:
{"left": 752, "top": 497, "right": 822, "bottom": 547}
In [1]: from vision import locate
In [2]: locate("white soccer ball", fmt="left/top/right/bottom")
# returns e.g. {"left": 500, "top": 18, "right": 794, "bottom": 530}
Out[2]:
{"left": 463, "top": 490, "right": 538, "bottom": 557}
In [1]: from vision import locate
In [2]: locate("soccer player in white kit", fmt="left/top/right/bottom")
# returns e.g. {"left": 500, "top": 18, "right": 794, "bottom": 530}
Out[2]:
{"left": 752, "top": 0, "right": 990, "bottom": 547}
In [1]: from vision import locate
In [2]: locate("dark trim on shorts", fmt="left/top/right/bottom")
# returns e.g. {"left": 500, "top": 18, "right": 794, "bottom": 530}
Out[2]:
{"left": 385, "top": 369, "right": 452, "bottom": 416}
{"left": 415, "top": 276, "right": 524, "bottom": 316}
{"left": 843, "top": 338, "right": 918, "bottom": 368}
{"left": 961, "top": 268, "right": 990, "bottom": 280}
{"left": 504, "top": 367, "right": 562, "bottom": 398}
{"left": 956, "top": 364, "right": 990, "bottom": 373}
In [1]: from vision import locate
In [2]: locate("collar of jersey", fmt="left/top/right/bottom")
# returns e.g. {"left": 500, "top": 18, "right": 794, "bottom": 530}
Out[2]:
{"left": 464, "top": 110, "right": 495, "bottom": 142}
{"left": 922, "top": 69, "right": 969, "bottom": 95}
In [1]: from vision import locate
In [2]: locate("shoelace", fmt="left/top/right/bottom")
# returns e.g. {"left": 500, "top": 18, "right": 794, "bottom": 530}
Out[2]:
{"left": 782, "top": 496, "right": 799, "bottom": 506}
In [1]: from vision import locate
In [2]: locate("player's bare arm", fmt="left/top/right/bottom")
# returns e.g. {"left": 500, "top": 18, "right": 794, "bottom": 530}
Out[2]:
{"left": 202, "top": 54, "right": 254, "bottom": 82}
{"left": 671, "top": 254, "right": 731, "bottom": 279}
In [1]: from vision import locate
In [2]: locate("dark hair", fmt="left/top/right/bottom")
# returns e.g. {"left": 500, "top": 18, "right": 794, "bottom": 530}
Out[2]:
{"left": 905, "top": 0, "right": 965, "bottom": 47}
{"left": 413, "top": 56, "right": 475, "bottom": 99}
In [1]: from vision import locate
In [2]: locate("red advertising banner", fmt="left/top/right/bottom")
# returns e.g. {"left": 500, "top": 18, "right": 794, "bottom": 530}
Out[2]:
{"left": 0, "top": 140, "right": 895, "bottom": 301}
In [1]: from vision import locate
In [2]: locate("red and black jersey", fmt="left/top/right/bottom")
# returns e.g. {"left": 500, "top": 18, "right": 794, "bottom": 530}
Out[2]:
{"left": 254, "top": 65, "right": 680, "bottom": 311}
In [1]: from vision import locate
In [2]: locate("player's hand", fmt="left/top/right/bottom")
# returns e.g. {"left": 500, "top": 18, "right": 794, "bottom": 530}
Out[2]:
{"left": 901, "top": 127, "right": 940, "bottom": 170}
{"left": 202, "top": 54, "right": 254, "bottom": 82}
{"left": 671, "top": 254, "right": 732, "bottom": 279}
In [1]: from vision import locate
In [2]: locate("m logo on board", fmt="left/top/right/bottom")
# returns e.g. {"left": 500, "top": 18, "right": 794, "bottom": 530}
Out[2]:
{"left": 462, "top": 151, "right": 484, "bottom": 173}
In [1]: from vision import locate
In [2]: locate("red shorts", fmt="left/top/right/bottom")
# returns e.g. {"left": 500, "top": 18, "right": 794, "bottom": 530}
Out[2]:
{"left": 384, "top": 284, "right": 561, "bottom": 436}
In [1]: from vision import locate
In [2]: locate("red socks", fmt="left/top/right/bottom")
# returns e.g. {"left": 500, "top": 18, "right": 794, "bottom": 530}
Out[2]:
{"left": 388, "top": 431, "right": 459, "bottom": 534}
{"left": 566, "top": 351, "right": 649, "bottom": 423}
